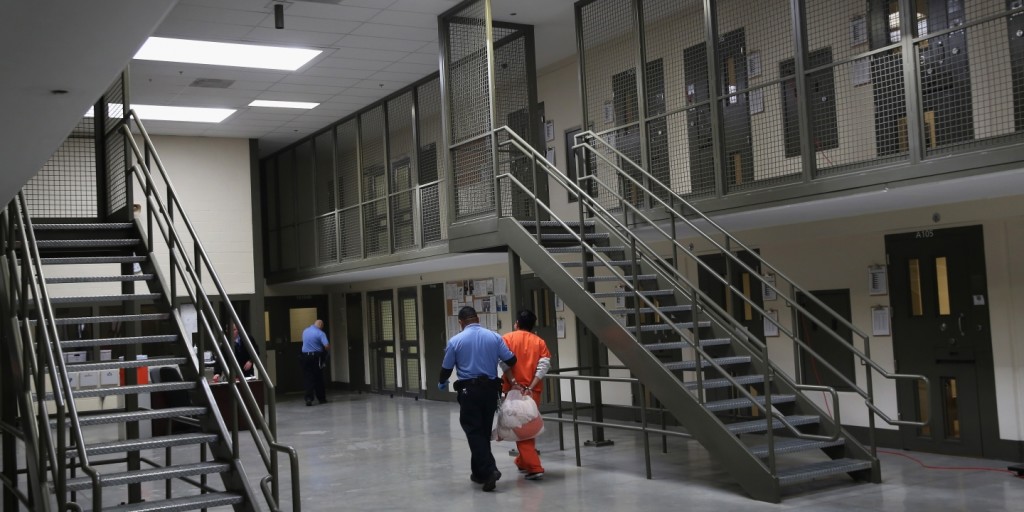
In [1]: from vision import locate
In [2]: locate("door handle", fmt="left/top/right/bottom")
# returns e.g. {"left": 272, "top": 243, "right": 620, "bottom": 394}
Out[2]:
{"left": 957, "top": 312, "right": 966, "bottom": 337}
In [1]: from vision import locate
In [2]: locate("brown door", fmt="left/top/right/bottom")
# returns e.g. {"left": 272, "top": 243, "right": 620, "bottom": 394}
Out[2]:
{"left": 886, "top": 225, "right": 995, "bottom": 457}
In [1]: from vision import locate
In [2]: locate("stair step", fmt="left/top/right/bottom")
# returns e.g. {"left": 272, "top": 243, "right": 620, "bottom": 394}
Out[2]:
{"left": 68, "top": 433, "right": 218, "bottom": 458}
{"left": 46, "top": 274, "right": 153, "bottom": 284}
{"left": 704, "top": 394, "right": 797, "bottom": 412}
{"left": 664, "top": 356, "right": 751, "bottom": 371}
{"left": 66, "top": 461, "right": 230, "bottom": 491}
{"left": 55, "top": 313, "right": 169, "bottom": 325}
{"left": 37, "top": 239, "right": 140, "bottom": 249}
{"left": 94, "top": 491, "right": 244, "bottom": 512}
{"left": 645, "top": 338, "right": 731, "bottom": 352}
{"left": 70, "top": 381, "right": 194, "bottom": 399}
{"left": 628, "top": 321, "right": 711, "bottom": 332}
{"left": 562, "top": 259, "right": 632, "bottom": 266}
{"left": 538, "top": 233, "right": 609, "bottom": 241}
{"left": 62, "top": 356, "right": 187, "bottom": 373}
{"left": 74, "top": 406, "right": 207, "bottom": 427}
{"left": 520, "top": 220, "right": 595, "bottom": 228}
{"left": 32, "top": 223, "right": 135, "bottom": 231}
{"left": 592, "top": 289, "right": 674, "bottom": 298}
{"left": 726, "top": 415, "right": 821, "bottom": 435}
{"left": 749, "top": 437, "right": 846, "bottom": 458}
{"left": 682, "top": 373, "right": 766, "bottom": 391}
{"left": 547, "top": 246, "right": 625, "bottom": 254}
{"left": 48, "top": 293, "right": 162, "bottom": 305}
{"left": 41, "top": 256, "right": 147, "bottom": 265}
{"left": 777, "top": 458, "right": 874, "bottom": 486}
{"left": 61, "top": 334, "right": 178, "bottom": 348}
{"left": 608, "top": 304, "right": 692, "bottom": 315}
{"left": 578, "top": 274, "right": 657, "bottom": 283}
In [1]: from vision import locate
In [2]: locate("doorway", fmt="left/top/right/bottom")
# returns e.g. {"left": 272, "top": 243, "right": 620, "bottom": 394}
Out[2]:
{"left": 698, "top": 250, "right": 765, "bottom": 342}
{"left": 346, "top": 293, "right": 365, "bottom": 391}
{"left": 397, "top": 287, "right": 421, "bottom": 397}
{"left": 885, "top": 225, "right": 995, "bottom": 457}
{"left": 421, "top": 283, "right": 453, "bottom": 401}
{"left": 367, "top": 290, "right": 397, "bottom": 394}
{"left": 520, "top": 275, "right": 560, "bottom": 412}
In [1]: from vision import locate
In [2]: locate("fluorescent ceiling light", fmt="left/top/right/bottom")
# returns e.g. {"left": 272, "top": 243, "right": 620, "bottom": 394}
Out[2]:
{"left": 85, "top": 104, "right": 235, "bottom": 123}
{"left": 135, "top": 37, "right": 321, "bottom": 71}
{"left": 249, "top": 100, "right": 319, "bottom": 109}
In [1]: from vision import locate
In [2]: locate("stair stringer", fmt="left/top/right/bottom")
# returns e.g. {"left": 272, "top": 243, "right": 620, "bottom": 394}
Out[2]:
{"left": 592, "top": 218, "right": 881, "bottom": 481}
{"left": 499, "top": 218, "right": 783, "bottom": 502}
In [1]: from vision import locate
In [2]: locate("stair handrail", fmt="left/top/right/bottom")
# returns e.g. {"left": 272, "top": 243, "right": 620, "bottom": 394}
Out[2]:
{"left": 574, "top": 130, "right": 930, "bottom": 429}
{"left": 122, "top": 110, "right": 299, "bottom": 511}
{"left": 494, "top": 130, "right": 838, "bottom": 445}
{"left": 7, "top": 193, "right": 103, "bottom": 511}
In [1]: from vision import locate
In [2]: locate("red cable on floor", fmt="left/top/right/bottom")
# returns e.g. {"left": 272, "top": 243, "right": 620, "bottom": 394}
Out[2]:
{"left": 879, "top": 449, "right": 1019, "bottom": 475}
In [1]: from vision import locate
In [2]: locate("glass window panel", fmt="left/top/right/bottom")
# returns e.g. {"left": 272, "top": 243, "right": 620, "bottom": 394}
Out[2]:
{"left": 942, "top": 376, "right": 960, "bottom": 439}
{"left": 916, "top": 378, "right": 931, "bottom": 437}
{"left": 935, "top": 256, "right": 950, "bottom": 315}
{"left": 909, "top": 258, "right": 923, "bottom": 316}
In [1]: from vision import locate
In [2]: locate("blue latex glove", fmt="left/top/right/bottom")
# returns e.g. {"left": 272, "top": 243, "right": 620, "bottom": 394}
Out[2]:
{"left": 437, "top": 381, "right": 447, "bottom": 391}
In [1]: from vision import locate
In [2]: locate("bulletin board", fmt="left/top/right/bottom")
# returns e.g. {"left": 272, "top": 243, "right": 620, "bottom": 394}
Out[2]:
{"left": 444, "top": 277, "right": 508, "bottom": 339}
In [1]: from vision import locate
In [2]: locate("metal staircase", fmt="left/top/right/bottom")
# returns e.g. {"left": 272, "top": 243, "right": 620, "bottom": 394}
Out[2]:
{"left": 0, "top": 109, "right": 299, "bottom": 511}
{"left": 491, "top": 127, "right": 929, "bottom": 502}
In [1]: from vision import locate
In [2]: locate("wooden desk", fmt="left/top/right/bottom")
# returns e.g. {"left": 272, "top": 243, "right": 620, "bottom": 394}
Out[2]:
{"left": 209, "top": 379, "right": 265, "bottom": 431}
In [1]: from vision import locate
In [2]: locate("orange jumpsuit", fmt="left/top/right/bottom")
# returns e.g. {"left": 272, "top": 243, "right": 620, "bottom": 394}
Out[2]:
{"left": 501, "top": 330, "right": 552, "bottom": 475}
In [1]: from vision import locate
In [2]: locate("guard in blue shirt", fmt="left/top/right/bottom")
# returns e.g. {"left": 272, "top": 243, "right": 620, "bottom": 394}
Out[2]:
{"left": 301, "top": 319, "right": 330, "bottom": 406}
{"left": 438, "top": 306, "right": 517, "bottom": 492}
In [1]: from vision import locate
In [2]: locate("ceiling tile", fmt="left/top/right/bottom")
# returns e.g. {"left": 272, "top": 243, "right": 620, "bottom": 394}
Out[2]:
{"left": 388, "top": 0, "right": 461, "bottom": 14}
{"left": 256, "top": 16, "right": 362, "bottom": 35}
{"left": 303, "top": 66, "right": 378, "bottom": 80}
{"left": 177, "top": 0, "right": 267, "bottom": 11}
{"left": 281, "top": 75, "right": 359, "bottom": 88}
{"left": 400, "top": 52, "right": 440, "bottom": 65}
{"left": 336, "top": 34, "right": 423, "bottom": 52}
{"left": 268, "top": 83, "right": 342, "bottom": 96}
{"left": 285, "top": 2, "right": 382, "bottom": 21}
{"left": 369, "top": 10, "right": 439, "bottom": 28}
{"left": 153, "top": 19, "right": 254, "bottom": 40}
{"left": 163, "top": 4, "right": 269, "bottom": 26}
{"left": 242, "top": 27, "right": 343, "bottom": 46}
{"left": 317, "top": 56, "right": 392, "bottom": 71}
{"left": 350, "top": 23, "right": 437, "bottom": 43}
{"left": 383, "top": 61, "right": 437, "bottom": 75}
{"left": 323, "top": 47, "right": 410, "bottom": 62}
{"left": 368, "top": 70, "right": 426, "bottom": 83}
{"left": 339, "top": 0, "right": 398, "bottom": 9}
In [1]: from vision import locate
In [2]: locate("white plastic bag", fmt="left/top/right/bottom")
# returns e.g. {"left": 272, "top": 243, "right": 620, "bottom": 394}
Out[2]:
{"left": 493, "top": 389, "right": 544, "bottom": 442}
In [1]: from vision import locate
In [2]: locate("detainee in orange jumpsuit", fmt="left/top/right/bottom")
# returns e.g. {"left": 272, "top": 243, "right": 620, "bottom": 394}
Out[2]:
{"left": 500, "top": 309, "right": 552, "bottom": 480}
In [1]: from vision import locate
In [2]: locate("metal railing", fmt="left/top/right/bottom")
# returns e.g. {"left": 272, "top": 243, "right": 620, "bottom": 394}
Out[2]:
{"left": 2, "top": 192, "right": 102, "bottom": 511}
{"left": 573, "top": 129, "right": 930, "bottom": 444}
{"left": 124, "top": 110, "right": 300, "bottom": 511}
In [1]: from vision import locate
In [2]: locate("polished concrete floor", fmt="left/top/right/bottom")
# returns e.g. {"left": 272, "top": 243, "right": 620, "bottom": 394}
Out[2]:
{"left": 18, "top": 391, "right": 1024, "bottom": 511}
{"left": 251, "top": 392, "right": 1022, "bottom": 512}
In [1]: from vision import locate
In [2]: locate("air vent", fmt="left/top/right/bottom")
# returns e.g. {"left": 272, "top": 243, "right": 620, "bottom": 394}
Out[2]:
{"left": 189, "top": 78, "right": 235, "bottom": 89}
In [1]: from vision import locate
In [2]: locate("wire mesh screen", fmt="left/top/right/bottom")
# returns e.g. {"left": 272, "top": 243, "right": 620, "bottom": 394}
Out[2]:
{"left": 317, "top": 214, "right": 338, "bottom": 266}
{"left": 420, "top": 183, "right": 444, "bottom": 244}
{"left": 278, "top": 152, "right": 295, "bottom": 228}
{"left": 360, "top": 106, "right": 386, "bottom": 201}
{"left": 494, "top": 27, "right": 537, "bottom": 220}
{"left": 24, "top": 117, "right": 97, "bottom": 218}
{"left": 280, "top": 225, "right": 297, "bottom": 270}
{"left": 446, "top": 1, "right": 492, "bottom": 143}
{"left": 336, "top": 120, "right": 360, "bottom": 209}
{"left": 417, "top": 78, "right": 447, "bottom": 243}
{"left": 298, "top": 220, "right": 316, "bottom": 268}
{"left": 339, "top": 207, "right": 362, "bottom": 261}
{"left": 315, "top": 130, "right": 335, "bottom": 215}
{"left": 363, "top": 198, "right": 389, "bottom": 257}
{"left": 580, "top": 0, "right": 638, "bottom": 133}
{"left": 295, "top": 141, "right": 315, "bottom": 221}
{"left": 388, "top": 92, "right": 415, "bottom": 193}
{"left": 451, "top": 137, "right": 495, "bottom": 219}
{"left": 444, "top": 1, "right": 496, "bottom": 221}
{"left": 391, "top": 190, "right": 415, "bottom": 251}
{"left": 104, "top": 74, "right": 128, "bottom": 217}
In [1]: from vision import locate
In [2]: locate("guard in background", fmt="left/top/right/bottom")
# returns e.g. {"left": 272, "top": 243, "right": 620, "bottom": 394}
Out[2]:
{"left": 501, "top": 309, "right": 551, "bottom": 480}
{"left": 301, "top": 319, "right": 330, "bottom": 406}
{"left": 438, "top": 306, "right": 517, "bottom": 492}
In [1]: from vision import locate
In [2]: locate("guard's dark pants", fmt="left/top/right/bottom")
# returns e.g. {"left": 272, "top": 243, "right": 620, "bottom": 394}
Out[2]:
{"left": 456, "top": 377, "right": 501, "bottom": 480}
{"left": 301, "top": 353, "right": 326, "bottom": 403}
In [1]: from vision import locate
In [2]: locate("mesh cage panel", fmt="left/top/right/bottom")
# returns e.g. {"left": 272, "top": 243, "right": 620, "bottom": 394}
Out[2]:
{"left": 336, "top": 120, "right": 360, "bottom": 209}
{"left": 581, "top": 0, "right": 639, "bottom": 132}
{"left": 406, "top": 357, "right": 420, "bottom": 391}
{"left": 298, "top": 220, "right": 316, "bottom": 268}
{"left": 388, "top": 92, "right": 415, "bottom": 193}
{"left": 280, "top": 226, "right": 297, "bottom": 270}
{"left": 493, "top": 29, "right": 536, "bottom": 220}
{"left": 715, "top": 1, "right": 797, "bottom": 192}
{"left": 446, "top": 1, "right": 492, "bottom": 143}
{"left": 391, "top": 190, "right": 415, "bottom": 251}
{"left": 295, "top": 141, "right": 315, "bottom": 221}
{"left": 417, "top": 78, "right": 447, "bottom": 243}
{"left": 381, "top": 299, "right": 394, "bottom": 339}
{"left": 452, "top": 136, "right": 495, "bottom": 220}
{"left": 264, "top": 158, "right": 278, "bottom": 230}
{"left": 360, "top": 107, "right": 386, "bottom": 201}
{"left": 383, "top": 357, "right": 397, "bottom": 390}
{"left": 268, "top": 230, "right": 280, "bottom": 272}
{"left": 315, "top": 130, "right": 335, "bottom": 215}
{"left": 278, "top": 153, "right": 295, "bottom": 227}
{"left": 25, "top": 117, "right": 97, "bottom": 218}
{"left": 317, "top": 214, "right": 338, "bottom": 266}
{"left": 104, "top": 74, "right": 127, "bottom": 216}
{"left": 402, "top": 296, "right": 416, "bottom": 341}
{"left": 363, "top": 198, "right": 389, "bottom": 257}
{"left": 339, "top": 207, "right": 362, "bottom": 261}
{"left": 420, "top": 183, "right": 444, "bottom": 244}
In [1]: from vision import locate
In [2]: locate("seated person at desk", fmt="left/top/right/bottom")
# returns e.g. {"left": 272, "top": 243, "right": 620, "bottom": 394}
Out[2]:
{"left": 212, "top": 322, "right": 256, "bottom": 383}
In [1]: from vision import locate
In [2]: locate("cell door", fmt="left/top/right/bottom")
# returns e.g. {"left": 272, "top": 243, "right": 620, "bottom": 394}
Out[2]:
{"left": 367, "top": 290, "right": 397, "bottom": 394}
{"left": 397, "top": 287, "right": 421, "bottom": 397}
{"left": 683, "top": 41, "right": 714, "bottom": 195}
{"left": 346, "top": 293, "right": 365, "bottom": 391}
{"left": 886, "top": 225, "right": 996, "bottom": 457}
{"left": 698, "top": 250, "right": 764, "bottom": 342}
{"left": 520, "top": 275, "right": 560, "bottom": 412}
